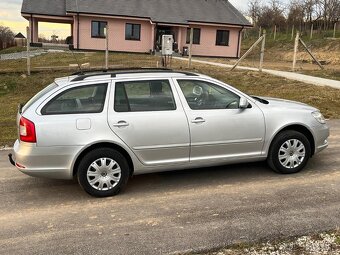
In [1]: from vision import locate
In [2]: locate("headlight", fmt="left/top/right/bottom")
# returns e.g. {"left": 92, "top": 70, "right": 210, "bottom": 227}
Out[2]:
{"left": 312, "top": 111, "right": 326, "bottom": 124}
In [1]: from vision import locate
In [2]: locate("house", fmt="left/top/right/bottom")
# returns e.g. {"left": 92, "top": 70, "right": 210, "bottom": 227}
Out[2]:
{"left": 14, "top": 32, "right": 26, "bottom": 47}
{"left": 21, "top": 0, "right": 252, "bottom": 58}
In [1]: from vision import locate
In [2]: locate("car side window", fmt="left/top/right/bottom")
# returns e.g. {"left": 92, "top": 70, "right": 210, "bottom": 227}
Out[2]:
{"left": 114, "top": 80, "right": 176, "bottom": 112}
{"left": 177, "top": 79, "right": 240, "bottom": 110}
{"left": 41, "top": 84, "right": 108, "bottom": 115}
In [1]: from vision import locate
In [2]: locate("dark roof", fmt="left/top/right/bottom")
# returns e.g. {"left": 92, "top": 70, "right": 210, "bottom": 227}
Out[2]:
{"left": 15, "top": 33, "right": 26, "bottom": 39}
{"left": 22, "top": 0, "right": 251, "bottom": 26}
{"left": 22, "top": 0, "right": 66, "bottom": 16}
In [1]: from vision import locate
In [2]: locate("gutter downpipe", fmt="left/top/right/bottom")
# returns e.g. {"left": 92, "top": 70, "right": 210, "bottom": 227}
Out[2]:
{"left": 77, "top": 13, "right": 80, "bottom": 49}
{"left": 236, "top": 26, "right": 244, "bottom": 58}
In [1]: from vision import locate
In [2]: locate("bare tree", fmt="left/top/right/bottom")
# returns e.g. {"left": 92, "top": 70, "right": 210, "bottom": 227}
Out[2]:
{"left": 248, "top": 0, "right": 263, "bottom": 26}
{"left": 0, "top": 26, "right": 15, "bottom": 50}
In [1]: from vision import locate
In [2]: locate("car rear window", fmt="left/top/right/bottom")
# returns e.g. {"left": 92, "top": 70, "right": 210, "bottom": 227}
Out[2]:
{"left": 41, "top": 84, "right": 108, "bottom": 115}
{"left": 22, "top": 82, "right": 58, "bottom": 113}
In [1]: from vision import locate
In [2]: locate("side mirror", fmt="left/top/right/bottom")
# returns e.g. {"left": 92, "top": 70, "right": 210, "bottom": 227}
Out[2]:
{"left": 239, "top": 97, "right": 249, "bottom": 109}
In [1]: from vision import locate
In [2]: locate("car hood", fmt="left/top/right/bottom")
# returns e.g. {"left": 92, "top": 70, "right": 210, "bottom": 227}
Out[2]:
{"left": 260, "top": 97, "right": 318, "bottom": 111}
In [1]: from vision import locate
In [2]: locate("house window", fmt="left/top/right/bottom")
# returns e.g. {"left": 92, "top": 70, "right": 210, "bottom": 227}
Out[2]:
{"left": 216, "top": 30, "right": 230, "bottom": 46}
{"left": 125, "top": 23, "right": 141, "bottom": 40}
{"left": 186, "top": 28, "right": 201, "bottom": 44}
{"left": 91, "top": 21, "right": 107, "bottom": 38}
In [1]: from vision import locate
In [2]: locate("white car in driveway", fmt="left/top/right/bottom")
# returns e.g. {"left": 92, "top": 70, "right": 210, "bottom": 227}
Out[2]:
{"left": 9, "top": 68, "right": 329, "bottom": 197}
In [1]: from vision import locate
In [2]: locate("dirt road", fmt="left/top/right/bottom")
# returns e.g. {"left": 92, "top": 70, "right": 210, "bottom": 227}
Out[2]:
{"left": 0, "top": 121, "right": 339, "bottom": 255}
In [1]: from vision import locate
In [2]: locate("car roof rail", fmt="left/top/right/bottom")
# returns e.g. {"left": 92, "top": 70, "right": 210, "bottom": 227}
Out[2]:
{"left": 71, "top": 67, "right": 171, "bottom": 76}
{"left": 70, "top": 68, "right": 198, "bottom": 82}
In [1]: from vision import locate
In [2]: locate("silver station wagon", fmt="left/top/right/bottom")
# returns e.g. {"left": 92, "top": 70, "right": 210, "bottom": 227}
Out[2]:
{"left": 9, "top": 68, "right": 329, "bottom": 197}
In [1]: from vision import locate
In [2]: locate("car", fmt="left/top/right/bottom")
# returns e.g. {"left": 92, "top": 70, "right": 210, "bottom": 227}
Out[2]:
{"left": 9, "top": 68, "right": 329, "bottom": 197}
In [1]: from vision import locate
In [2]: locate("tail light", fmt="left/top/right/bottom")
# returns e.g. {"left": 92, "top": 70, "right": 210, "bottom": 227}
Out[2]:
{"left": 19, "top": 117, "right": 36, "bottom": 143}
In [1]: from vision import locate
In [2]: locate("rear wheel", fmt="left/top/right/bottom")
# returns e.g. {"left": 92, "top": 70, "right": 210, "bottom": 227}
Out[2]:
{"left": 268, "top": 130, "right": 311, "bottom": 174}
{"left": 77, "top": 148, "right": 130, "bottom": 197}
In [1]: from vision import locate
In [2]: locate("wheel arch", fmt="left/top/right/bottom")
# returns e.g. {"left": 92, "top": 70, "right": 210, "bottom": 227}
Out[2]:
{"left": 268, "top": 124, "right": 315, "bottom": 157}
{"left": 72, "top": 142, "right": 135, "bottom": 177}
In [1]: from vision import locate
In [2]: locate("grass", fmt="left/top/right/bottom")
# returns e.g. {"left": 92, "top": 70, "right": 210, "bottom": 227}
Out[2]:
{"left": 1, "top": 52, "right": 340, "bottom": 146}
{"left": 0, "top": 46, "right": 26, "bottom": 54}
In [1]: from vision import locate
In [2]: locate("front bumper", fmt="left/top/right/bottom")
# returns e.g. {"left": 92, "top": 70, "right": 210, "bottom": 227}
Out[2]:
{"left": 313, "top": 123, "right": 330, "bottom": 154}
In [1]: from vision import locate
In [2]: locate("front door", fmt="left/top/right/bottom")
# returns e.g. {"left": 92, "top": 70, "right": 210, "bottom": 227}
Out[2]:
{"left": 108, "top": 78, "right": 190, "bottom": 166}
{"left": 175, "top": 78, "right": 265, "bottom": 163}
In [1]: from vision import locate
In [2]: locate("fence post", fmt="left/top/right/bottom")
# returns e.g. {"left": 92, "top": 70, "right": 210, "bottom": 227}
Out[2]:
{"left": 230, "top": 34, "right": 264, "bottom": 71}
{"left": 292, "top": 31, "right": 299, "bottom": 72}
{"left": 259, "top": 26, "right": 262, "bottom": 38}
{"left": 334, "top": 22, "right": 337, "bottom": 39}
{"left": 105, "top": 26, "right": 109, "bottom": 70}
{"left": 310, "top": 23, "right": 313, "bottom": 40}
{"left": 188, "top": 27, "right": 193, "bottom": 68}
{"left": 259, "top": 30, "right": 266, "bottom": 72}
{"left": 273, "top": 25, "right": 277, "bottom": 40}
{"left": 291, "top": 25, "right": 294, "bottom": 40}
{"left": 26, "top": 26, "right": 31, "bottom": 76}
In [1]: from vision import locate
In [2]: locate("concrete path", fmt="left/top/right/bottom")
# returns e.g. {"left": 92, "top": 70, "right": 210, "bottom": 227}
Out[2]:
{"left": 0, "top": 121, "right": 339, "bottom": 255}
{"left": 174, "top": 57, "right": 340, "bottom": 90}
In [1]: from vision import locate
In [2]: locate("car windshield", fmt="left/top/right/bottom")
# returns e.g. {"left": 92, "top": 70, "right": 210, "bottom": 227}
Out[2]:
{"left": 22, "top": 83, "right": 58, "bottom": 113}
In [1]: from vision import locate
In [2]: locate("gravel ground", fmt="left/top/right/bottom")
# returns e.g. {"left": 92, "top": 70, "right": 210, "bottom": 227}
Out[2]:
{"left": 201, "top": 231, "right": 340, "bottom": 255}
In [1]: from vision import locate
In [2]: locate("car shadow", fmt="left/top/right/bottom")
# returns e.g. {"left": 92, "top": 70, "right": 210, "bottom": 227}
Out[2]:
{"left": 13, "top": 155, "right": 329, "bottom": 205}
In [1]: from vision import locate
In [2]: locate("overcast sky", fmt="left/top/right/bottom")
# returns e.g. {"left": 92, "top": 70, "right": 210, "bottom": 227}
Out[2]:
{"left": 0, "top": 0, "right": 251, "bottom": 38}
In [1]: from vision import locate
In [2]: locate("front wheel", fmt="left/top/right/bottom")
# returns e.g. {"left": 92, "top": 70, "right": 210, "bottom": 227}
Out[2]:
{"left": 267, "top": 130, "right": 311, "bottom": 174}
{"left": 77, "top": 148, "right": 130, "bottom": 197}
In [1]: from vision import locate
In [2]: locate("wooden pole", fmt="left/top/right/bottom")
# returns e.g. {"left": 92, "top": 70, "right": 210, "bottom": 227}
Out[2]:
{"left": 299, "top": 38, "right": 324, "bottom": 69}
{"left": 310, "top": 23, "right": 313, "bottom": 40}
{"left": 259, "top": 30, "right": 266, "bottom": 72}
{"left": 292, "top": 31, "right": 299, "bottom": 72}
{"left": 273, "top": 25, "right": 277, "bottom": 40}
{"left": 105, "top": 26, "right": 109, "bottom": 70}
{"left": 334, "top": 22, "right": 337, "bottom": 39}
{"left": 291, "top": 25, "right": 294, "bottom": 40}
{"left": 231, "top": 34, "right": 264, "bottom": 71}
{"left": 26, "top": 26, "right": 31, "bottom": 76}
{"left": 259, "top": 26, "right": 261, "bottom": 38}
{"left": 188, "top": 27, "right": 193, "bottom": 68}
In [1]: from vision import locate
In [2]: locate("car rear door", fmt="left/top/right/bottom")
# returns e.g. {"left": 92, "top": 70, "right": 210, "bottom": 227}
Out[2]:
{"left": 107, "top": 78, "right": 190, "bottom": 166}
{"left": 174, "top": 78, "right": 265, "bottom": 163}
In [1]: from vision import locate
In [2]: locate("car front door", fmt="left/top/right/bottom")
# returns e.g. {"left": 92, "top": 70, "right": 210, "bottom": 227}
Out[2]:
{"left": 174, "top": 78, "right": 265, "bottom": 163}
{"left": 107, "top": 78, "right": 190, "bottom": 166}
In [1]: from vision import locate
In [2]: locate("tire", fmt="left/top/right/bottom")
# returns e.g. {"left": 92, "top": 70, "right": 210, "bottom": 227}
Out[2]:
{"left": 267, "top": 130, "right": 311, "bottom": 174}
{"left": 77, "top": 148, "right": 130, "bottom": 197}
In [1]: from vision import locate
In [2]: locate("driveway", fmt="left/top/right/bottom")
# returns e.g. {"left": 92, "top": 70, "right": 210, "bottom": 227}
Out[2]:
{"left": 0, "top": 120, "right": 339, "bottom": 255}
{"left": 174, "top": 57, "right": 340, "bottom": 90}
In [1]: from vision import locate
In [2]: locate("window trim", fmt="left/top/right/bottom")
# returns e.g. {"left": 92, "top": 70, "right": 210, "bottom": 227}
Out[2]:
{"left": 186, "top": 28, "right": 201, "bottom": 45}
{"left": 91, "top": 20, "right": 107, "bottom": 38}
{"left": 113, "top": 79, "right": 177, "bottom": 113}
{"left": 216, "top": 29, "right": 230, "bottom": 46}
{"left": 41, "top": 84, "right": 108, "bottom": 115}
{"left": 125, "top": 23, "right": 141, "bottom": 41}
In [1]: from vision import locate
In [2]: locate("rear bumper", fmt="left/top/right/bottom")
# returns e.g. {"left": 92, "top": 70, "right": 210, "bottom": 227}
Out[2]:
{"left": 13, "top": 140, "right": 81, "bottom": 180}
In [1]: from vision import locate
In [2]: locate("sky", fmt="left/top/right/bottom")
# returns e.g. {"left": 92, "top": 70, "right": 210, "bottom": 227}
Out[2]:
{"left": 0, "top": 0, "right": 250, "bottom": 39}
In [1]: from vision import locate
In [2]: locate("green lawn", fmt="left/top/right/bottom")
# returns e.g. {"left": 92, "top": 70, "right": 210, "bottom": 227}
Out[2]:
{"left": 1, "top": 52, "right": 340, "bottom": 146}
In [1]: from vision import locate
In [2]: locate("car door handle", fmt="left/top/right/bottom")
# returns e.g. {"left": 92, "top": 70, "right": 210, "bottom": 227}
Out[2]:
{"left": 112, "top": 121, "right": 129, "bottom": 127}
{"left": 191, "top": 117, "right": 206, "bottom": 124}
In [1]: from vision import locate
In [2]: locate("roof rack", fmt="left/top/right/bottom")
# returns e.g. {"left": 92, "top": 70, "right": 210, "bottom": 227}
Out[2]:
{"left": 70, "top": 68, "right": 198, "bottom": 82}
{"left": 71, "top": 67, "right": 171, "bottom": 76}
